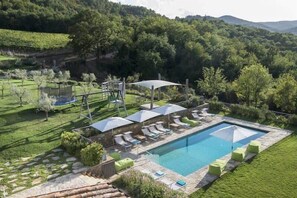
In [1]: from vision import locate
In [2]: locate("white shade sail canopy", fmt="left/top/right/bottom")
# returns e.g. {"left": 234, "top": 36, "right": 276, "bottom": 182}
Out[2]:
{"left": 211, "top": 125, "right": 257, "bottom": 143}
{"left": 151, "top": 104, "right": 186, "bottom": 115}
{"left": 125, "top": 110, "right": 161, "bottom": 123}
{"left": 91, "top": 117, "right": 133, "bottom": 132}
{"left": 130, "top": 80, "right": 181, "bottom": 89}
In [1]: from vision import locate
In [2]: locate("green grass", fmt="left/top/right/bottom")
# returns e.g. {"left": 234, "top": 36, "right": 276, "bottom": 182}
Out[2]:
{"left": 190, "top": 110, "right": 297, "bottom": 197}
{"left": 0, "top": 55, "right": 16, "bottom": 61}
{"left": 0, "top": 79, "right": 163, "bottom": 161}
{"left": 0, "top": 29, "right": 69, "bottom": 50}
{"left": 191, "top": 135, "right": 297, "bottom": 198}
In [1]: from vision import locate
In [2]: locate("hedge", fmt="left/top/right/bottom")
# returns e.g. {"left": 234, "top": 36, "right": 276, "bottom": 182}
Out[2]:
{"left": 113, "top": 170, "right": 187, "bottom": 198}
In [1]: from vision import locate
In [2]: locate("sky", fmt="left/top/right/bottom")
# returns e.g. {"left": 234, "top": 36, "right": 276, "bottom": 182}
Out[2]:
{"left": 110, "top": 0, "right": 297, "bottom": 22}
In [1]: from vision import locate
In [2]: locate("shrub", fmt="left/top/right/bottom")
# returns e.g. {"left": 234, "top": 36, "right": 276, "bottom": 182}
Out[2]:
{"left": 80, "top": 143, "right": 104, "bottom": 166}
{"left": 209, "top": 101, "right": 224, "bottom": 112}
{"left": 113, "top": 170, "right": 186, "bottom": 198}
{"left": 230, "top": 104, "right": 262, "bottom": 119}
{"left": 61, "top": 132, "right": 85, "bottom": 156}
{"left": 288, "top": 115, "right": 297, "bottom": 126}
{"left": 275, "top": 115, "right": 288, "bottom": 125}
{"left": 265, "top": 111, "right": 277, "bottom": 122}
{"left": 245, "top": 106, "right": 262, "bottom": 119}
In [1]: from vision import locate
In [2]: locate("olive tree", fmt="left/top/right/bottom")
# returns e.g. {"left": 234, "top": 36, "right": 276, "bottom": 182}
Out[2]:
{"left": 82, "top": 73, "right": 96, "bottom": 84}
{"left": 11, "top": 84, "right": 30, "bottom": 106}
{"left": 14, "top": 69, "right": 27, "bottom": 86}
{"left": 0, "top": 80, "right": 10, "bottom": 99}
{"left": 33, "top": 74, "right": 47, "bottom": 97}
{"left": 38, "top": 93, "right": 56, "bottom": 121}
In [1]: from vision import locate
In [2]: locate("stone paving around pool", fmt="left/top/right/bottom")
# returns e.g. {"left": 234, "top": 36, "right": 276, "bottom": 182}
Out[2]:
{"left": 112, "top": 115, "right": 292, "bottom": 194}
{"left": 0, "top": 148, "right": 89, "bottom": 197}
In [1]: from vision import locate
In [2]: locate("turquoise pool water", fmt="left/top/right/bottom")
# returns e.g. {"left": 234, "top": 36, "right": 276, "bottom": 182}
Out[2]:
{"left": 148, "top": 122, "right": 266, "bottom": 176}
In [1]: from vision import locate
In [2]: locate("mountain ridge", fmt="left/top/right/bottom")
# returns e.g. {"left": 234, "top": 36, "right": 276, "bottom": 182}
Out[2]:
{"left": 185, "top": 15, "right": 297, "bottom": 34}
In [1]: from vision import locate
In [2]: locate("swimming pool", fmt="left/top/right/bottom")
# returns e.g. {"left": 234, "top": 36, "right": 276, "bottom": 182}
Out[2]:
{"left": 148, "top": 122, "right": 267, "bottom": 176}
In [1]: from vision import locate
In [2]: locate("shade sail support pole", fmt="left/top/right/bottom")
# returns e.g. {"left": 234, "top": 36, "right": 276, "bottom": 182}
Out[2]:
{"left": 150, "top": 85, "right": 154, "bottom": 110}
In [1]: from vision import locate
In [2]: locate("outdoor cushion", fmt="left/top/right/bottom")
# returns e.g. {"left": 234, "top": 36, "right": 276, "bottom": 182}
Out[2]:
{"left": 176, "top": 180, "right": 186, "bottom": 186}
{"left": 115, "top": 158, "right": 134, "bottom": 172}
{"left": 156, "top": 171, "right": 164, "bottom": 176}
{"left": 208, "top": 159, "right": 227, "bottom": 176}
{"left": 109, "top": 152, "right": 121, "bottom": 161}
{"left": 182, "top": 117, "right": 199, "bottom": 127}
{"left": 231, "top": 148, "right": 246, "bottom": 162}
{"left": 247, "top": 141, "right": 261, "bottom": 154}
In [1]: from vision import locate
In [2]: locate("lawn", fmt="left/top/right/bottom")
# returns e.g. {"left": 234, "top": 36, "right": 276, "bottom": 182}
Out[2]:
{"left": 0, "top": 79, "right": 168, "bottom": 195}
{"left": 0, "top": 79, "right": 163, "bottom": 161}
{"left": 0, "top": 29, "right": 69, "bottom": 50}
{"left": 190, "top": 111, "right": 297, "bottom": 198}
{"left": 0, "top": 55, "right": 16, "bottom": 61}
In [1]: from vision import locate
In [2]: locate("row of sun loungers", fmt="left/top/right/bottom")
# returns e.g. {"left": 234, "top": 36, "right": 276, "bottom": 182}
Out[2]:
{"left": 114, "top": 132, "right": 141, "bottom": 150}
{"left": 114, "top": 109, "right": 215, "bottom": 150}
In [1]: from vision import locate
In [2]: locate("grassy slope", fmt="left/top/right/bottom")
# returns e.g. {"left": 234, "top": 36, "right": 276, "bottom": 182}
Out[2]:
{"left": 0, "top": 29, "right": 69, "bottom": 50}
{"left": 0, "top": 55, "right": 16, "bottom": 61}
{"left": 191, "top": 112, "right": 297, "bottom": 197}
{"left": 0, "top": 79, "right": 165, "bottom": 161}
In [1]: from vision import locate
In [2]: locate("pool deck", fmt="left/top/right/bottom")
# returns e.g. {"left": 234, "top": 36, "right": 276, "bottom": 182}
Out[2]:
{"left": 108, "top": 115, "right": 292, "bottom": 194}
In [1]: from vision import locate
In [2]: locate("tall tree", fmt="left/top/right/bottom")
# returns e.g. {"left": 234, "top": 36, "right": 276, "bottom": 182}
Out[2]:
{"left": 197, "top": 67, "right": 227, "bottom": 97}
{"left": 273, "top": 73, "right": 297, "bottom": 113}
{"left": 233, "top": 64, "right": 272, "bottom": 106}
{"left": 69, "top": 10, "right": 122, "bottom": 62}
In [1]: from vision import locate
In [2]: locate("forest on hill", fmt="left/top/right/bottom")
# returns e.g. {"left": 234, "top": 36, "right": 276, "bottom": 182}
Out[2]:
{"left": 0, "top": 0, "right": 156, "bottom": 33}
{"left": 0, "top": 0, "right": 297, "bottom": 112}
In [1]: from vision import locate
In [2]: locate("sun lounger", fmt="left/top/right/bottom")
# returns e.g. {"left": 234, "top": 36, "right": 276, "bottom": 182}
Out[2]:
{"left": 201, "top": 108, "right": 215, "bottom": 117}
{"left": 123, "top": 131, "right": 141, "bottom": 145}
{"left": 114, "top": 136, "right": 132, "bottom": 151}
{"left": 155, "top": 123, "right": 172, "bottom": 134}
{"left": 173, "top": 118, "right": 190, "bottom": 128}
{"left": 192, "top": 112, "right": 204, "bottom": 121}
{"left": 148, "top": 125, "right": 165, "bottom": 136}
{"left": 181, "top": 117, "right": 199, "bottom": 127}
{"left": 141, "top": 128, "right": 159, "bottom": 141}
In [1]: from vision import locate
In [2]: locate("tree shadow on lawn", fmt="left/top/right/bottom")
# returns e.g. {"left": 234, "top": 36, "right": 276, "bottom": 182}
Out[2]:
{"left": 0, "top": 117, "right": 88, "bottom": 154}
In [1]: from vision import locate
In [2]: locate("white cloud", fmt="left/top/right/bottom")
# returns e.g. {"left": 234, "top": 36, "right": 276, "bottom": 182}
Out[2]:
{"left": 110, "top": 0, "right": 297, "bottom": 22}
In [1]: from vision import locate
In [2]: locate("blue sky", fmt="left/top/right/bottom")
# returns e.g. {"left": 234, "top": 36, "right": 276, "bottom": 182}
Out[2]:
{"left": 110, "top": 0, "right": 297, "bottom": 22}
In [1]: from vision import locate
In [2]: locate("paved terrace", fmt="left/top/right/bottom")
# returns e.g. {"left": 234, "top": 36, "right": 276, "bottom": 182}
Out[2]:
{"left": 109, "top": 115, "right": 292, "bottom": 194}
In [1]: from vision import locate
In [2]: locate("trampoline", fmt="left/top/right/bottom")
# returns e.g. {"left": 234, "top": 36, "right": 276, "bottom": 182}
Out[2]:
{"left": 40, "top": 83, "right": 76, "bottom": 106}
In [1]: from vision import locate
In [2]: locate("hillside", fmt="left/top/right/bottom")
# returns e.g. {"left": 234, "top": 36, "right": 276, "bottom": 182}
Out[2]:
{"left": 219, "top": 15, "right": 297, "bottom": 34}
{"left": 0, "top": 29, "right": 69, "bottom": 50}
{"left": 219, "top": 15, "right": 274, "bottom": 31}
{"left": 260, "top": 20, "right": 297, "bottom": 32}
{"left": 185, "top": 15, "right": 297, "bottom": 35}
{"left": 0, "top": 0, "right": 156, "bottom": 33}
